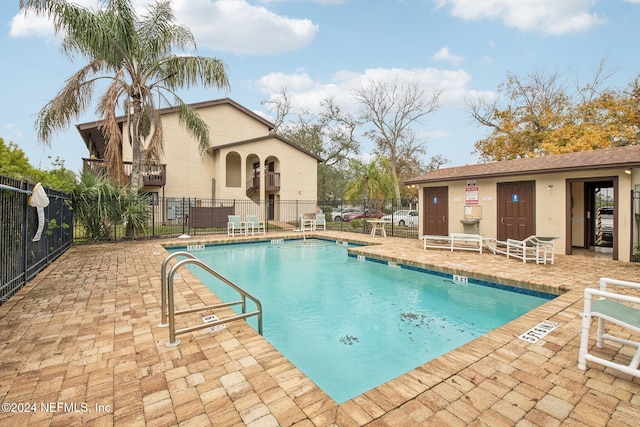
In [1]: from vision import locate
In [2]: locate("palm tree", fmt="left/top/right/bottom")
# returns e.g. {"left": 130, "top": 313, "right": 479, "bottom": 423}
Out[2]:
{"left": 20, "top": 0, "right": 230, "bottom": 192}
{"left": 344, "top": 157, "right": 395, "bottom": 205}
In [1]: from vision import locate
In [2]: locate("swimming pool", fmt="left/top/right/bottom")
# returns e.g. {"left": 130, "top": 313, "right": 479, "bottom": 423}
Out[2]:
{"left": 171, "top": 239, "right": 554, "bottom": 403}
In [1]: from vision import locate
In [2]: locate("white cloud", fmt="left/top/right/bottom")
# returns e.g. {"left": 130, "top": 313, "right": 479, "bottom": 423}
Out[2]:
{"left": 257, "top": 0, "right": 345, "bottom": 3}
{"left": 480, "top": 55, "right": 493, "bottom": 65}
{"left": 433, "top": 0, "right": 606, "bottom": 35}
{"left": 432, "top": 47, "right": 464, "bottom": 65}
{"left": 11, "top": 0, "right": 319, "bottom": 56}
{"left": 10, "top": 12, "right": 54, "bottom": 38}
{"left": 10, "top": 0, "right": 98, "bottom": 38}
{"left": 173, "top": 0, "right": 318, "bottom": 55}
{"left": 254, "top": 66, "right": 481, "bottom": 117}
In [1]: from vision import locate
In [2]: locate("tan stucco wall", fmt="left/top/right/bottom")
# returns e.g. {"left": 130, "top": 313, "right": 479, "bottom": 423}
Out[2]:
{"left": 121, "top": 102, "right": 318, "bottom": 202}
{"left": 213, "top": 139, "right": 318, "bottom": 201}
{"left": 418, "top": 168, "right": 640, "bottom": 261}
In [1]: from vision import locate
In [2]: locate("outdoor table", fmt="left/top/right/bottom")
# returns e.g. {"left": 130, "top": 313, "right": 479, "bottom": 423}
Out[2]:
{"left": 368, "top": 220, "right": 391, "bottom": 237}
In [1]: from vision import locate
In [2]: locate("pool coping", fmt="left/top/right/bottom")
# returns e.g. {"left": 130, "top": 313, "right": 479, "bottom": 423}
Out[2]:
{"left": 165, "top": 235, "right": 563, "bottom": 298}
{"left": 158, "top": 232, "right": 617, "bottom": 424}
{"left": 3, "top": 231, "right": 639, "bottom": 426}
{"left": 164, "top": 236, "right": 559, "bottom": 403}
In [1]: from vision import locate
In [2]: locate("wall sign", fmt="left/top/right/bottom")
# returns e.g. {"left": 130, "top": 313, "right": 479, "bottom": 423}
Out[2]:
{"left": 466, "top": 180, "right": 479, "bottom": 205}
{"left": 465, "top": 186, "right": 479, "bottom": 205}
{"left": 512, "top": 194, "right": 519, "bottom": 202}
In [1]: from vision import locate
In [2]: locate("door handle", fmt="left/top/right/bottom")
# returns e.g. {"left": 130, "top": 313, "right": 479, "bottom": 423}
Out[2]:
{"left": 501, "top": 217, "right": 504, "bottom": 224}
{"left": 442, "top": 216, "right": 446, "bottom": 222}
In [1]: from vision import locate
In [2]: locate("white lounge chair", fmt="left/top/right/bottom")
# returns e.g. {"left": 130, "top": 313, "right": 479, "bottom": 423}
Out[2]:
{"left": 246, "top": 215, "right": 265, "bottom": 235}
{"left": 315, "top": 213, "right": 326, "bottom": 231}
{"left": 506, "top": 235, "right": 557, "bottom": 265}
{"left": 227, "top": 215, "right": 246, "bottom": 237}
{"left": 484, "top": 237, "right": 508, "bottom": 256}
{"left": 578, "top": 277, "right": 640, "bottom": 378}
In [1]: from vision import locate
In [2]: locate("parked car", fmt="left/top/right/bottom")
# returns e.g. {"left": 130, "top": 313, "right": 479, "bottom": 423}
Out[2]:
{"left": 381, "top": 209, "right": 418, "bottom": 226}
{"left": 331, "top": 207, "right": 360, "bottom": 221}
{"left": 597, "top": 206, "right": 613, "bottom": 244}
{"left": 343, "top": 209, "right": 385, "bottom": 222}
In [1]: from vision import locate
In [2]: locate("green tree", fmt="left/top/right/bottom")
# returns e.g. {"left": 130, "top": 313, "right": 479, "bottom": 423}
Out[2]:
{"left": 0, "top": 138, "right": 34, "bottom": 179}
{"left": 73, "top": 171, "right": 149, "bottom": 240}
{"left": 42, "top": 157, "right": 77, "bottom": 193}
{"left": 469, "top": 64, "right": 639, "bottom": 161}
{"left": 344, "top": 157, "right": 395, "bottom": 204}
{"left": 0, "top": 138, "right": 76, "bottom": 191}
{"left": 20, "top": 0, "right": 229, "bottom": 192}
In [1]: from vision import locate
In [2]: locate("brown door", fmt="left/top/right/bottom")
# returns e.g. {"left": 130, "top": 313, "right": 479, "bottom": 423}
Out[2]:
{"left": 497, "top": 181, "right": 535, "bottom": 241}
{"left": 423, "top": 187, "right": 448, "bottom": 235}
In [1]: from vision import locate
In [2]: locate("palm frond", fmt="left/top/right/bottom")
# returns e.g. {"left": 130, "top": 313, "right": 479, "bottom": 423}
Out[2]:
{"left": 142, "top": 105, "right": 165, "bottom": 162}
{"left": 35, "top": 61, "right": 104, "bottom": 143}
{"left": 160, "top": 56, "right": 229, "bottom": 92}
{"left": 98, "top": 76, "right": 128, "bottom": 185}
{"left": 176, "top": 102, "right": 210, "bottom": 154}
{"left": 138, "top": 0, "right": 195, "bottom": 61}
{"left": 21, "top": 0, "right": 230, "bottom": 192}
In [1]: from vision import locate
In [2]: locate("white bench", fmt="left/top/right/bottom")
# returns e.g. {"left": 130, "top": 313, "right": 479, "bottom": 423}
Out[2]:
{"left": 423, "top": 233, "right": 483, "bottom": 253}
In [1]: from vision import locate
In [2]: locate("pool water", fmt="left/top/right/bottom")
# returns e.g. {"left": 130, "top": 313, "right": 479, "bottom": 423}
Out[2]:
{"left": 172, "top": 239, "right": 553, "bottom": 403}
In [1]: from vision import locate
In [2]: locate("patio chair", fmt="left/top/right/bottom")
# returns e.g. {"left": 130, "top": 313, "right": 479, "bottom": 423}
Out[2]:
{"left": 227, "top": 215, "right": 246, "bottom": 237}
{"left": 300, "top": 214, "right": 315, "bottom": 232}
{"left": 246, "top": 215, "right": 265, "bottom": 236}
{"left": 506, "top": 235, "right": 557, "bottom": 265}
{"left": 578, "top": 277, "right": 640, "bottom": 378}
{"left": 315, "top": 213, "right": 326, "bottom": 231}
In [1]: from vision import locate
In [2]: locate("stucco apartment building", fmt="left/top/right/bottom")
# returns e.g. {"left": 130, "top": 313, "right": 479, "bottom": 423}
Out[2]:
{"left": 406, "top": 145, "right": 640, "bottom": 261}
{"left": 76, "top": 98, "right": 322, "bottom": 225}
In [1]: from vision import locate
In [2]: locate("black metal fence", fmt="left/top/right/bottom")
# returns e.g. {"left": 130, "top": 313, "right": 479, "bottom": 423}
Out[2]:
{"left": 73, "top": 195, "right": 419, "bottom": 242}
{"left": 0, "top": 179, "right": 416, "bottom": 305}
{"left": 0, "top": 176, "right": 73, "bottom": 305}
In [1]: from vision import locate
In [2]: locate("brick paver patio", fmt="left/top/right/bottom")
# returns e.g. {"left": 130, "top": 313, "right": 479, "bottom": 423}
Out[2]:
{"left": 0, "top": 231, "right": 639, "bottom": 426}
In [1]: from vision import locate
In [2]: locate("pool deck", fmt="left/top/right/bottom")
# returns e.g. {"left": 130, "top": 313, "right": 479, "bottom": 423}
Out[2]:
{"left": 1, "top": 231, "right": 639, "bottom": 426}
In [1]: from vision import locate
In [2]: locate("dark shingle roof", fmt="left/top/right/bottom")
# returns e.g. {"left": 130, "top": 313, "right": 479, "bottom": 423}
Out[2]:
{"left": 406, "top": 145, "right": 640, "bottom": 184}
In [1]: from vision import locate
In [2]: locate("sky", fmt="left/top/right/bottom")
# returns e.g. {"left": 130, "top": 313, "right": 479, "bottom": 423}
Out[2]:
{"left": 2, "top": 0, "right": 640, "bottom": 175}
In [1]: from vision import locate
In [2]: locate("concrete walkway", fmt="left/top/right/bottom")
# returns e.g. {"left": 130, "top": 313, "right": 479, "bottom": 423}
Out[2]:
{"left": 0, "top": 231, "right": 639, "bottom": 426}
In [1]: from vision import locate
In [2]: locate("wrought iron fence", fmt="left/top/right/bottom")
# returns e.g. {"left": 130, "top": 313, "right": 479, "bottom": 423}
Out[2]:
{"left": 0, "top": 176, "right": 73, "bottom": 305}
{"left": 0, "top": 180, "right": 417, "bottom": 303}
{"left": 72, "top": 195, "right": 419, "bottom": 242}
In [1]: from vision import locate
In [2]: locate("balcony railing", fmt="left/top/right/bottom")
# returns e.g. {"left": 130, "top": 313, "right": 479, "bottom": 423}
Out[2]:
{"left": 83, "top": 158, "right": 167, "bottom": 186}
{"left": 246, "top": 172, "right": 280, "bottom": 197}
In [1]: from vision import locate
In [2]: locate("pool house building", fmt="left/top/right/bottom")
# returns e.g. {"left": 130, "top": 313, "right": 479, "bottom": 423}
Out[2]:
{"left": 405, "top": 145, "right": 640, "bottom": 261}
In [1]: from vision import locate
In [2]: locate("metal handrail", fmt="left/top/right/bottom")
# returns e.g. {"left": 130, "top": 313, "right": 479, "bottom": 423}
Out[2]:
{"left": 161, "top": 255, "right": 263, "bottom": 347}
{"left": 158, "top": 251, "right": 198, "bottom": 327}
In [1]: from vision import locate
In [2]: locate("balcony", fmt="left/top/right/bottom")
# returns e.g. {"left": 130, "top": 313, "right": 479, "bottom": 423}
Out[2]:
{"left": 246, "top": 172, "right": 280, "bottom": 197}
{"left": 83, "top": 158, "right": 167, "bottom": 187}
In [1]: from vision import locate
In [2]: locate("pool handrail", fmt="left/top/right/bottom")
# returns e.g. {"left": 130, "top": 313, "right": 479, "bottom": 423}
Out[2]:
{"left": 161, "top": 255, "right": 263, "bottom": 347}
{"left": 159, "top": 251, "right": 198, "bottom": 327}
